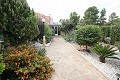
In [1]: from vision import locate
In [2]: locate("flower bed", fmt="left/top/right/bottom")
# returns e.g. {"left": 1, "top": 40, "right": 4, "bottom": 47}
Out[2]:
{"left": 1, "top": 44, "right": 54, "bottom": 80}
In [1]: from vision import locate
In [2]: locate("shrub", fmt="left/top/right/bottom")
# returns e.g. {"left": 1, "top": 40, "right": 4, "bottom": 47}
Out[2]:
{"left": 0, "top": 54, "right": 5, "bottom": 74}
{"left": 110, "top": 26, "right": 120, "bottom": 45}
{"left": 100, "top": 26, "right": 110, "bottom": 43}
{"left": 0, "top": 0, "right": 39, "bottom": 46}
{"left": 44, "top": 24, "right": 53, "bottom": 43}
{"left": 92, "top": 44, "right": 119, "bottom": 63}
{"left": 1, "top": 44, "right": 54, "bottom": 80}
{"left": 63, "top": 31, "right": 76, "bottom": 42}
{"left": 0, "top": 63, "right": 5, "bottom": 74}
{"left": 75, "top": 25, "right": 101, "bottom": 51}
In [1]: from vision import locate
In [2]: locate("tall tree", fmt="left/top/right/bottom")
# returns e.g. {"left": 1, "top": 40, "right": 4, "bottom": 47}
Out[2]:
{"left": 108, "top": 12, "right": 120, "bottom": 26}
{"left": 60, "top": 12, "right": 80, "bottom": 34}
{"left": 99, "top": 8, "right": 106, "bottom": 26}
{"left": 0, "top": 0, "right": 39, "bottom": 46}
{"left": 80, "top": 18, "right": 85, "bottom": 26}
{"left": 69, "top": 12, "right": 80, "bottom": 29}
{"left": 109, "top": 12, "right": 118, "bottom": 22}
{"left": 83, "top": 6, "right": 99, "bottom": 25}
{"left": 59, "top": 19, "right": 73, "bottom": 34}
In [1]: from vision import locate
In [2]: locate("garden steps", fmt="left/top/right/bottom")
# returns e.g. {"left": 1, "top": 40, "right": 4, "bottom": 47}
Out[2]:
{"left": 46, "top": 36, "right": 108, "bottom": 80}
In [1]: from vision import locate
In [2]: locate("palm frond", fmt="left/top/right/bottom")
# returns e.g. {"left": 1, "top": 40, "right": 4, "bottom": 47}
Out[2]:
{"left": 107, "top": 57, "right": 120, "bottom": 60}
{"left": 92, "top": 44, "right": 119, "bottom": 59}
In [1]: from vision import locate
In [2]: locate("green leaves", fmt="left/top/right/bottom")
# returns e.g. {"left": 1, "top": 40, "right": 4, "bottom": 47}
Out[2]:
{"left": 0, "top": 63, "right": 5, "bottom": 74}
{"left": 60, "top": 12, "right": 80, "bottom": 34}
{"left": 83, "top": 6, "right": 99, "bottom": 25}
{"left": 75, "top": 25, "right": 101, "bottom": 50}
{"left": 0, "top": 0, "right": 39, "bottom": 46}
{"left": 0, "top": 54, "right": 5, "bottom": 74}
{"left": 44, "top": 24, "right": 53, "bottom": 43}
{"left": 116, "top": 41, "right": 120, "bottom": 51}
{"left": 92, "top": 44, "right": 119, "bottom": 59}
{"left": 38, "top": 48, "right": 46, "bottom": 56}
{"left": 98, "top": 8, "right": 106, "bottom": 26}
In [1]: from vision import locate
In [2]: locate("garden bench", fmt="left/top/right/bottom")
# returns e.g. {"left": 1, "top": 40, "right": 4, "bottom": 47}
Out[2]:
{"left": 116, "top": 73, "right": 120, "bottom": 80}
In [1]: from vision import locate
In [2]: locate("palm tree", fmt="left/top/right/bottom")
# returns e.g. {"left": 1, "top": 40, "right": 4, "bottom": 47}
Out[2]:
{"left": 92, "top": 44, "right": 119, "bottom": 63}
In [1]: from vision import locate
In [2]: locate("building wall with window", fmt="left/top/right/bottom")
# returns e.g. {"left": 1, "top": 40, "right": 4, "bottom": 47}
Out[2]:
{"left": 36, "top": 13, "right": 53, "bottom": 25}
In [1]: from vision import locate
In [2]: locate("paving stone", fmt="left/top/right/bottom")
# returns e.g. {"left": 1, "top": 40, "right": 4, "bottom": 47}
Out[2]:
{"left": 47, "top": 36, "right": 108, "bottom": 80}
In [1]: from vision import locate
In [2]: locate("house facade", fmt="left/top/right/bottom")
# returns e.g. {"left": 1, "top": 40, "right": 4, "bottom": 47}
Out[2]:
{"left": 36, "top": 13, "right": 53, "bottom": 25}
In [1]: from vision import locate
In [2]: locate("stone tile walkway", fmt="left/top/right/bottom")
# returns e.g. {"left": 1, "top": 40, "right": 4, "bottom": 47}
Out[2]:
{"left": 46, "top": 36, "right": 108, "bottom": 80}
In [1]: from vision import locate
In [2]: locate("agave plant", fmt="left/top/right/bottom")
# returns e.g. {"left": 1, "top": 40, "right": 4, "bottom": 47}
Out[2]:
{"left": 38, "top": 48, "right": 46, "bottom": 56}
{"left": 92, "top": 44, "right": 119, "bottom": 63}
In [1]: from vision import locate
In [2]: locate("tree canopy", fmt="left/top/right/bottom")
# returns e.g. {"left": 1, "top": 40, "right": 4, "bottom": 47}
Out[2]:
{"left": 83, "top": 6, "right": 99, "bottom": 25}
{"left": 60, "top": 12, "right": 80, "bottom": 34}
{"left": 108, "top": 12, "right": 120, "bottom": 26}
{"left": 98, "top": 8, "right": 106, "bottom": 26}
{"left": 0, "top": 0, "right": 39, "bottom": 46}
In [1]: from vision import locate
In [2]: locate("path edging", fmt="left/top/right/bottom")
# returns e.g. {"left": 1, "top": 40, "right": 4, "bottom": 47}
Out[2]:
{"left": 68, "top": 42, "right": 110, "bottom": 80}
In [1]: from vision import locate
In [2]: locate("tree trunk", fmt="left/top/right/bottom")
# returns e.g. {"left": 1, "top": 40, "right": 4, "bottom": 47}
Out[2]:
{"left": 78, "top": 45, "right": 81, "bottom": 51}
{"left": 85, "top": 45, "right": 88, "bottom": 51}
{"left": 99, "top": 56, "right": 105, "bottom": 63}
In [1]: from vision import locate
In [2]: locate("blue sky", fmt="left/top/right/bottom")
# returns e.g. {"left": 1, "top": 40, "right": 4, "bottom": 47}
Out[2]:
{"left": 26, "top": 0, "right": 120, "bottom": 22}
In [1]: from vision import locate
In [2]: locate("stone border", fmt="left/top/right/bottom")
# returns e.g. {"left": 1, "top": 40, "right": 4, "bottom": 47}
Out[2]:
{"left": 68, "top": 42, "right": 111, "bottom": 80}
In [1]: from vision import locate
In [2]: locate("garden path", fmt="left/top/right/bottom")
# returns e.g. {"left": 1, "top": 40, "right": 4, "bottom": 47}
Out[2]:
{"left": 46, "top": 36, "right": 108, "bottom": 80}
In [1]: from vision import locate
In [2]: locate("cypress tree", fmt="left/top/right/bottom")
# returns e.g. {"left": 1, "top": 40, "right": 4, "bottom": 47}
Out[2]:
{"left": 0, "top": 0, "right": 39, "bottom": 46}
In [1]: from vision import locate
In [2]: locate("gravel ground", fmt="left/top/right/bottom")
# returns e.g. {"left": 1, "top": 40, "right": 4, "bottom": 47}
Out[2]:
{"left": 70, "top": 42, "right": 120, "bottom": 80}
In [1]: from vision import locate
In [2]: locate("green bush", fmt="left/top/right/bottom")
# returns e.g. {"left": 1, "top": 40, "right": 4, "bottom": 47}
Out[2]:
{"left": 110, "top": 26, "right": 120, "bottom": 44}
{"left": 45, "top": 24, "right": 53, "bottom": 43}
{"left": 0, "top": 63, "right": 5, "bottom": 74}
{"left": 100, "top": 26, "right": 120, "bottom": 45}
{"left": 0, "top": 0, "right": 39, "bottom": 46}
{"left": 63, "top": 31, "right": 76, "bottom": 42}
{"left": 100, "top": 26, "right": 110, "bottom": 43}
{"left": 1, "top": 44, "right": 54, "bottom": 80}
{"left": 75, "top": 25, "right": 101, "bottom": 50}
{"left": 0, "top": 54, "right": 5, "bottom": 74}
{"left": 63, "top": 34, "right": 71, "bottom": 42}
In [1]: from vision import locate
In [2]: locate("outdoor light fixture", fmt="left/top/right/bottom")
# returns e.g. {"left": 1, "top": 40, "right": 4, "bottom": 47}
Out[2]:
{"left": 42, "top": 18, "right": 45, "bottom": 23}
{"left": 42, "top": 18, "right": 46, "bottom": 47}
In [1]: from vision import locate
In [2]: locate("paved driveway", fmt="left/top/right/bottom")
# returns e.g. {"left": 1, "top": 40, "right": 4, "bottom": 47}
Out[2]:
{"left": 46, "top": 36, "right": 108, "bottom": 80}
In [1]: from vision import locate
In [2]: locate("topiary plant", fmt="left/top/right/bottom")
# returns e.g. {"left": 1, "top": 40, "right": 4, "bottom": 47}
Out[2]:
{"left": 0, "top": 54, "right": 5, "bottom": 74}
{"left": 92, "top": 44, "right": 119, "bottom": 63}
{"left": 75, "top": 25, "right": 101, "bottom": 51}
